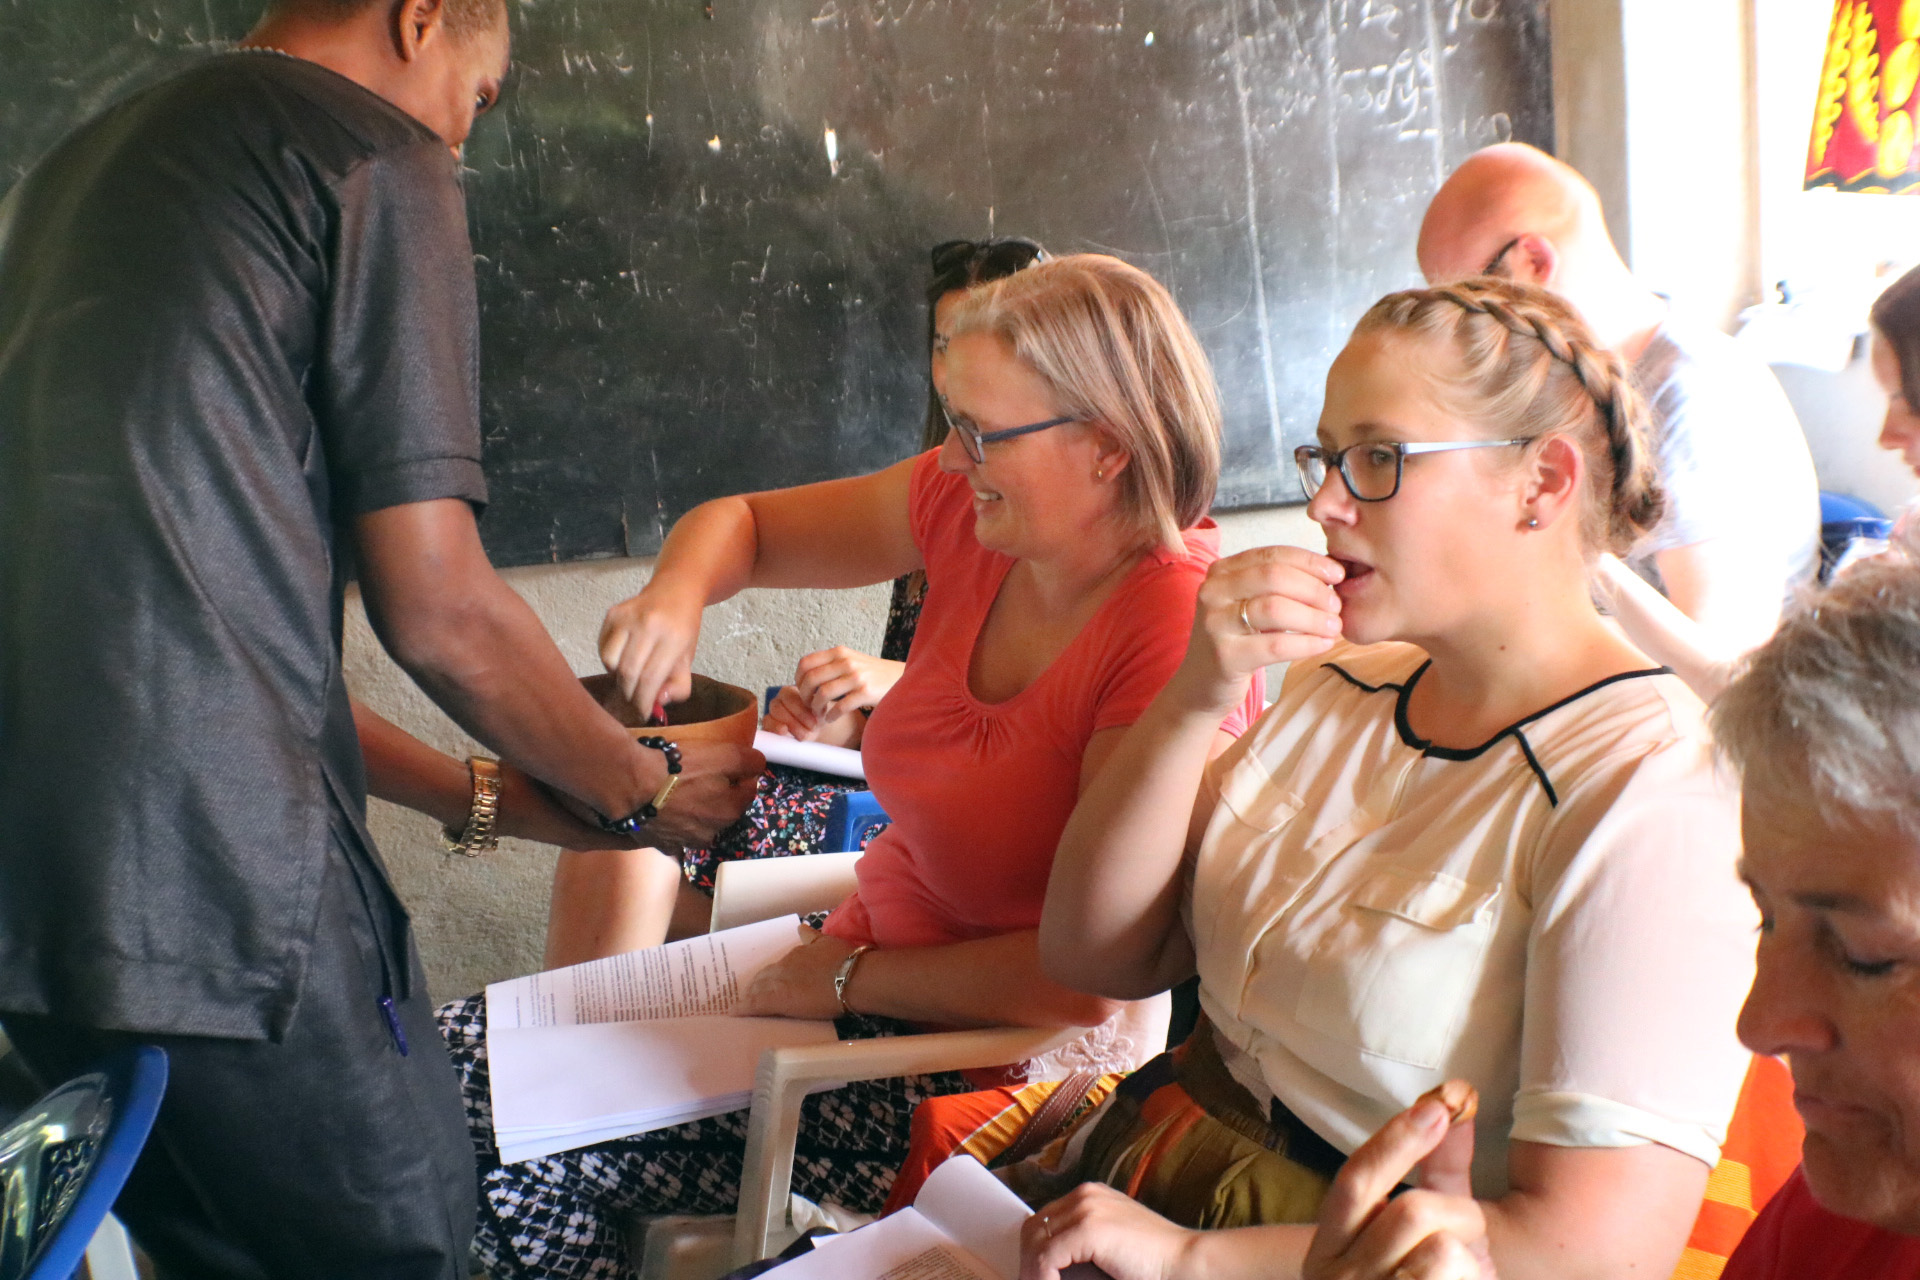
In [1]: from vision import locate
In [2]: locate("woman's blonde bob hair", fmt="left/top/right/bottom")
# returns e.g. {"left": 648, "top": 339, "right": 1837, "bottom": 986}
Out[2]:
{"left": 943, "top": 254, "right": 1222, "bottom": 554}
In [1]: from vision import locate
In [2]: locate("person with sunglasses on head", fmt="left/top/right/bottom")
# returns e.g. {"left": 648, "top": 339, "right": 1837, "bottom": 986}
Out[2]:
{"left": 444, "top": 252, "right": 1264, "bottom": 1280}
{"left": 1418, "top": 144, "right": 1820, "bottom": 680}
{"left": 527, "top": 238, "right": 1051, "bottom": 962}
{"left": 1016, "top": 276, "right": 1757, "bottom": 1280}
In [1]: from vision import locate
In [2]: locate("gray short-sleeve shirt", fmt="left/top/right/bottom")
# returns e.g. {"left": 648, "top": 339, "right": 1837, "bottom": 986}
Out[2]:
{"left": 1628, "top": 319, "right": 1821, "bottom": 599}
{"left": 0, "top": 54, "right": 486, "bottom": 1038}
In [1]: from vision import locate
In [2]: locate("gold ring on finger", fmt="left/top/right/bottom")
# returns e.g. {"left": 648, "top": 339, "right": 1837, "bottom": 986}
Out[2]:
{"left": 1238, "top": 597, "right": 1258, "bottom": 635}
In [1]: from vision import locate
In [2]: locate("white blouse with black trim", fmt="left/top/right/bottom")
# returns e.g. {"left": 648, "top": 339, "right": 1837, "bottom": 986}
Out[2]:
{"left": 1187, "top": 641, "right": 1757, "bottom": 1199}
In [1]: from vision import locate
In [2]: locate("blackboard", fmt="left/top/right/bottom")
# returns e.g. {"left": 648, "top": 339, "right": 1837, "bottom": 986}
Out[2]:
{"left": 1, "top": 1, "right": 1551, "bottom": 568}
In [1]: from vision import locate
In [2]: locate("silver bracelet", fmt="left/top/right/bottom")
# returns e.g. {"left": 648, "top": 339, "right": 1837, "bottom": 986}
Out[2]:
{"left": 831, "top": 944, "right": 875, "bottom": 1016}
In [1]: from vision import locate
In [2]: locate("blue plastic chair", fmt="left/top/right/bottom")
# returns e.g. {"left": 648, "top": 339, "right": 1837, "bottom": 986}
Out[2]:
{"left": 824, "top": 790, "right": 890, "bottom": 853}
{"left": 763, "top": 687, "right": 892, "bottom": 850}
{"left": 1819, "top": 491, "right": 1894, "bottom": 582}
{"left": 0, "top": 1045, "right": 166, "bottom": 1280}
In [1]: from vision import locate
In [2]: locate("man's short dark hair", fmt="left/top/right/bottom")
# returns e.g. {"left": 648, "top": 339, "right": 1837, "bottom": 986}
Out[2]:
{"left": 262, "top": 0, "right": 505, "bottom": 40}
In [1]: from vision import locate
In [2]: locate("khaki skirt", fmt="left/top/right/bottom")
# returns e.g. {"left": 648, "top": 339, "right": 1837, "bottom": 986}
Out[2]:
{"left": 996, "top": 1020, "right": 1342, "bottom": 1228}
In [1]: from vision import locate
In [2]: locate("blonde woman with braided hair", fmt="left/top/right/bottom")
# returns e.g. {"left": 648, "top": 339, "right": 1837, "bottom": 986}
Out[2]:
{"left": 1010, "top": 278, "right": 1758, "bottom": 1280}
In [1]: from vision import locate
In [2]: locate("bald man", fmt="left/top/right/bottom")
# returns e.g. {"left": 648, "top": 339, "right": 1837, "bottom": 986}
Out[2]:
{"left": 1419, "top": 143, "right": 1819, "bottom": 655}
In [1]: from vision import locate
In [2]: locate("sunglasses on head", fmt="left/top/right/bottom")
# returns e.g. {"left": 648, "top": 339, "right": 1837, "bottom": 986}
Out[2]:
{"left": 929, "top": 237, "right": 1046, "bottom": 281}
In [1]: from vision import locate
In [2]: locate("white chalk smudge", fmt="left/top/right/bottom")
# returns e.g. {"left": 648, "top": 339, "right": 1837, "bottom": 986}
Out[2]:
{"left": 824, "top": 125, "right": 839, "bottom": 175}
{"left": 707, "top": 135, "right": 722, "bottom": 152}
{"left": 1144, "top": 31, "right": 1154, "bottom": 45}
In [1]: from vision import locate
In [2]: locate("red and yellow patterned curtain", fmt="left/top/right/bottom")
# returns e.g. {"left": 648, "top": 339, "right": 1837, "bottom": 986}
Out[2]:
{"left": 1808, "top": 0, "right": 1920, "bottom": 191}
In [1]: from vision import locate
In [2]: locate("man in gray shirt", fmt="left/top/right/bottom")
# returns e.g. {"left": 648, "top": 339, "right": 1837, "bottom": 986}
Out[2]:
{"left": 1417, "top": 144, "right": 1820, "bottom": 655}
{"left": 0, "top": 0, "right": 759, "bottom": 1274}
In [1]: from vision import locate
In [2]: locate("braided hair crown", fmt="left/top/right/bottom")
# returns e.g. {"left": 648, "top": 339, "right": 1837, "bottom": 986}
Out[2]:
{"left": 1352, "top": 277, "right": 1665, "bottom": 557}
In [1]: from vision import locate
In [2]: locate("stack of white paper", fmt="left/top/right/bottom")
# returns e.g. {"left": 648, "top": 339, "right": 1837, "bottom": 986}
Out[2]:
{"left": 753, "top": 730, "right": 867, "bottom": 779}
{"left": 486, "top": 916, "right": 838, "bottom": 1163}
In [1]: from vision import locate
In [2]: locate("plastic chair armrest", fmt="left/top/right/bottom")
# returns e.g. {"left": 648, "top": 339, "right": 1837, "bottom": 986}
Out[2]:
{"left": 730, "top": 1025, "right": 1078, "bottom": 1266}
{"left": 709, "top": 852, "right": 864, "bottom": 933}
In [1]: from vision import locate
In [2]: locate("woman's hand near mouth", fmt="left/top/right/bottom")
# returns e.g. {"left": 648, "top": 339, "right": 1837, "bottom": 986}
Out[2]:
{"left": 1329, "top": 553, "right": 1372, "bottom": 581}
{"left": 1168, "top": 546, "right": 1346, "bottom": 717}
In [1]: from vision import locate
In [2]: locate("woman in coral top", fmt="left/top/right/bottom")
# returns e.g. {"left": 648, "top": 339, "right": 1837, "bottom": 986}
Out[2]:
{"left": 445, "top": 254, "right": 1261, "bottom": 1280}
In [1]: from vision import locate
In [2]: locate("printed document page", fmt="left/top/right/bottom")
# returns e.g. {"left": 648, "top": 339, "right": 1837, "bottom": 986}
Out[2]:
{"left": 489, "top": 1013, "right": 836, "bottom": 1163}
{"left": 761, "top": 1157, "right": 1114, "bottom": 1280}
{"left": 764, "top": 1207, "right": 1000, "bottom": 1280}
{"left": 765, "top": 1157, "right": 1028, "bottom": 1280}
{"left": 486, "top": 914, "right": 809, "bottom": 1030}
{"left": 911, "top": 1155, "right": 1029, "bottom": 1280}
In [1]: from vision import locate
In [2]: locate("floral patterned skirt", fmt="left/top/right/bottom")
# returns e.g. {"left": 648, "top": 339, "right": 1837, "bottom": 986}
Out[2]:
{"left": 679, "top": 762, "right": 885, "bottom": 896}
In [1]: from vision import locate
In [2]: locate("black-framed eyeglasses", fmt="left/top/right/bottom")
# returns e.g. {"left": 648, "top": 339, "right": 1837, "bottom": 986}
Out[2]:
{"left": 1481, "top": 236, "right": 1523, "bottom": 278}
{"left": 930, "top": 237, "right": 1046, "bottom": 281}
{"left": 1294, "top": 438, "right": 1532, "bottom": 502}
{"left": 939, "top": 396, "right": 1076, "bottom": 464}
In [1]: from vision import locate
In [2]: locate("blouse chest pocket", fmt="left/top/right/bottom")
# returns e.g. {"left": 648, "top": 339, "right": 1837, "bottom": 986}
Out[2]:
{"left": 1216, "top": 757, "right": 1303, "bottom": 832}
{"left": 1191, "top": 764, "right": 1304, "bottom": 961}
{"left": 1295, "top": 867, "right": 1502, "bottom": 1070}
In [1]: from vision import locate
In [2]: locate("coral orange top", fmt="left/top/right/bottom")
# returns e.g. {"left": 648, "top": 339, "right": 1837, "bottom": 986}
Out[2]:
{"left": 821, "top": 448, "right": 1262, "bottom": 951}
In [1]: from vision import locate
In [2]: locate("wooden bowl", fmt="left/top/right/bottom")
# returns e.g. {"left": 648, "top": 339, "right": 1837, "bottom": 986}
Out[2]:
{"left": 580, "top": 671, "right": 759, "bottom": 749}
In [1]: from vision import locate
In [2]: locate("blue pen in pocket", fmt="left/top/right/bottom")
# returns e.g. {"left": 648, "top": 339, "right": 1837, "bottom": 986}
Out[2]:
{"left": 379, "top": 995, "right": 410, "bottom": 1056}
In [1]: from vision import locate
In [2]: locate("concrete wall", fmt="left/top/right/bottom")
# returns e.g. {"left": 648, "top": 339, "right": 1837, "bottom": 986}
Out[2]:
{"left": 345, "top": 506, "right": 1322, "bottom": 1004}
{"left": 1550, "top": 0, "right": 1631, "bottom": 255}
{"left": 1552, "top": 0, "right": 1762, "bottom": 331}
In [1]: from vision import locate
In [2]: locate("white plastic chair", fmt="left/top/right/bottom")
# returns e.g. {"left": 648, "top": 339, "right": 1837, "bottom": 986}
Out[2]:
{"left": 706, "top": 851, "right": 864, "bottom": 933}
{"left": 629, "top": 852, "right": 1099, "bottom": 1280}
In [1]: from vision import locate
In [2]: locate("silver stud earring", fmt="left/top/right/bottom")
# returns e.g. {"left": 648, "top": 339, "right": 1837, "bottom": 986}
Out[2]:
{"left": 1526, "top": 516, "right": 1540, "bottom": 529}
{"left": 1095, "top": 468, "right": 1105, "bottom": 480}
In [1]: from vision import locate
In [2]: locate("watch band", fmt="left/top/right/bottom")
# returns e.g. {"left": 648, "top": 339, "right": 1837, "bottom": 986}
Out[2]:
{"left": 832, "top": 943, "right": 875, "bottom": 1016}
{"left": 442, "top": 757, "right": 502, "bottom": 856}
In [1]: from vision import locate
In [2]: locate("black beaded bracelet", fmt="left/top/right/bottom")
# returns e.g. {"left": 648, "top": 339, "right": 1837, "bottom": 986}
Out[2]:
{"left": 638, "top": 735, "right": 684, "bottom": 776}
{"left": 596, "top": 736, "right": 685, "bottom": 836}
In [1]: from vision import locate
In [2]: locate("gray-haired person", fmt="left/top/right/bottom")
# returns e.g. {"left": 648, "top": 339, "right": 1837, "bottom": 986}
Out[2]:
{"left": 1707, "top": 542, "right": 1920, "bottom": 1275}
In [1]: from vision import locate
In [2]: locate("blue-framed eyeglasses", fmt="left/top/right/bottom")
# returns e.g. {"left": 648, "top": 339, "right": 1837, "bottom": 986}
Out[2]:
{"left": 1295, "top": 438, "right": 1532, "bottom": 502}
{"left": 939, "top": 397, "right": 1076, "bottom": 464}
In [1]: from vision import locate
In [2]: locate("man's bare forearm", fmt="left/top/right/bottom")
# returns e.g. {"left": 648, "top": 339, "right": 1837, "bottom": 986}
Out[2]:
{"left": 356, "top": 501, "right": 658, "bottom": 821}
{"left": 384, "top": 570, "right": 658, "bottom": 819}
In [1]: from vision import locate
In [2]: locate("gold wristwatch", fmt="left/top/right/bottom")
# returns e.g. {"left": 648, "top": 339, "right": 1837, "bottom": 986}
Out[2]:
{"left": 443, "top": 756, "right": 502, "bottom": 856}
